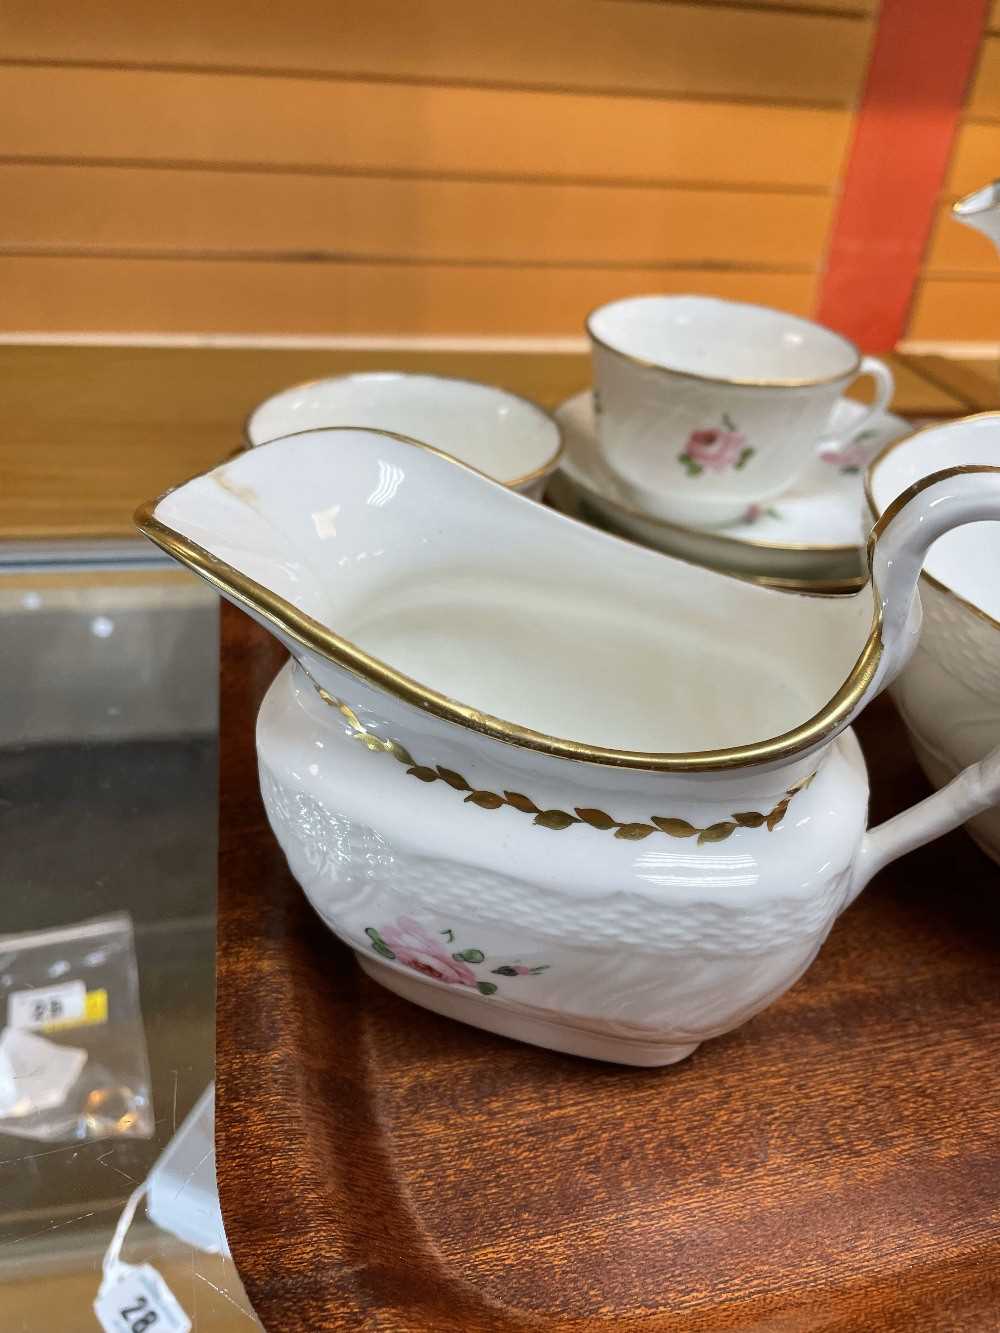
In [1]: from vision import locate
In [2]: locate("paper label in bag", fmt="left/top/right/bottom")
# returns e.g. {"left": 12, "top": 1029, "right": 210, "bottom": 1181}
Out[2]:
{"left": 8, "top": 979, "right": 86, "bottom": 1030}
{"left": 45, "top": 986, "right": 108, "bottom": 1031}
{"left": 94, "top": 1263, "right": 191, "bottom": 1333}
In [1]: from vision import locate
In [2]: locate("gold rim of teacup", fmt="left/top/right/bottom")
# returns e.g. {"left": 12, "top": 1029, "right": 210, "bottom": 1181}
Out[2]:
{"left": 864, "top": 411, "right": 1000, "bottom": 633}
{"left": 585, "top": 297, "right": 862, "bottom": 389}
{"left": 242, "top": 370, "right": 565, "bottom": 493}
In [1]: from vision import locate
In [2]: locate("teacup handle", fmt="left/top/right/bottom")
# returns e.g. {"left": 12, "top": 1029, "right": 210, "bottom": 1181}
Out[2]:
{"left": 820, "top": 355, "right": 895, "bottom": 460}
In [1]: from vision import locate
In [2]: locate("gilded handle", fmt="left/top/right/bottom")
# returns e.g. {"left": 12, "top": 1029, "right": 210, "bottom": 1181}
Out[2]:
{"left": 867, "top": 465, "right": 1000, "bottom": 692}
{"left": 846, "top": 463, "right": 1000, "bottom": 901}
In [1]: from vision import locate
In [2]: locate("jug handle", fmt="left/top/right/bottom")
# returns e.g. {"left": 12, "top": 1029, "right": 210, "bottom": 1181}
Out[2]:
{"left": 848, "top": 745, "right": 1000, "bottom": 904}
{"left": 867, "top": 465, "right": 1000, "bottom": 685}
{"left": 847, "top": 464, "right": 1000, "bottom": 902}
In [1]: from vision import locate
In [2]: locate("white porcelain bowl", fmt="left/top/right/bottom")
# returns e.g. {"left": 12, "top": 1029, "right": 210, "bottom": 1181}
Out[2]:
{"left": 867, "top": 413, "right": 1000, "bottom": 863}
{"left": 245, "top": 372, "right": 562, "bottom": 497}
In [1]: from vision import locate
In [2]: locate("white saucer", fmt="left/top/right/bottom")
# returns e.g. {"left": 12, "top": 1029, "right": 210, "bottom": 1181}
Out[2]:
{"left": 547, "top": 391, "right": 910, "bottom": 591}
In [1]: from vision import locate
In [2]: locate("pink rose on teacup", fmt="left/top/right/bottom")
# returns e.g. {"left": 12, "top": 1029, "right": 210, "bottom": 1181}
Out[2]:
{"left": 678, "top": 415, "right": 753, "bottom": 477}
{"left": 376, "top": 916, "right": 477, "bottom": 986}
{"left": 686, "top": 428, "right": 745, "bottom": 471}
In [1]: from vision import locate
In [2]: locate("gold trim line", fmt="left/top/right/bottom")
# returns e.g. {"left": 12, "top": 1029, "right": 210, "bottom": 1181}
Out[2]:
{"left": 135, "top": 425, "right": 892, "bottom": 773}
{"left": 137, "top": 498, "right": 880, "bottom": 772}
{"left": 585, "top": 296, "right": 862, "bottom": 389}
{"left": 562, "top": 463, "right": 866, "bottom": 559}
{"left": 864, "top": 412, "right": 1000, "bottom": 635}
{"left": 551, "top": 475, "right": 863, "bottom": 592}
{"left": 312, "top": 678, "right": 816, "bottom": 842}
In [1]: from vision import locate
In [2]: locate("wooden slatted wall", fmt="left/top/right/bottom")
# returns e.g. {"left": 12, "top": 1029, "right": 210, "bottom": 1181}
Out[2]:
{"left": 0, "top": 0, "right": 878, "bottom": 337}
{"left": 909, "top": 0, "right": 1000, "bottom": 342}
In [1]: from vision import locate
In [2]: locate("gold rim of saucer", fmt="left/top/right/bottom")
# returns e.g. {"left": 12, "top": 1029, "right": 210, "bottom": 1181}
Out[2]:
{"left": 585, "top": 296, "right": 862, "bottom": 389}
{"left": 864, "top": 411, "right": 1000, "bottom": 634}
{"left": 554, "top": 388, "right": 894, "bottom": 558}
{"left": 243, "top": 370, "right": 565, "bottom": 493}
{"left": 547, "top": 480, "right": 866, "bottom": 596}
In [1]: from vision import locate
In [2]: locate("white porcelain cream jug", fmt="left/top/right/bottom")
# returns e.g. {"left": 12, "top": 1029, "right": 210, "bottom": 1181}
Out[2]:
{"left": 137, "top": 428, "right": 1000, "bottom": 1066}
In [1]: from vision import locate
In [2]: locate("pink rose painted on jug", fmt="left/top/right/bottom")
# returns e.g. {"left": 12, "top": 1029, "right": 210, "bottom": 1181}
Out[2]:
{"left": 372, "top": 916, "right": 477, "bottom": 986}
{"left": 678, "top": 413, "right": 753, "bottom": 477}
{"left": 364, "top": 919, "right": 550, "bottom": 996}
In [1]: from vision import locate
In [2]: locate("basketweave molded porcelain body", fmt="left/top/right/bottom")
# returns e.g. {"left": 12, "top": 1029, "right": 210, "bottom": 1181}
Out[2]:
{"left": 868, "top": 414, "right": 1000, "bottom": 865}
{"left": 137, "top": 427, "right": 1000, "bottom": 1065}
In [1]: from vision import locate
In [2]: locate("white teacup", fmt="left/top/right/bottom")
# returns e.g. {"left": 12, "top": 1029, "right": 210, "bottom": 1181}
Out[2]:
{"left": 587, "top": 295, "right": 894, "bottom": 528}
{"left": 246, "top": 371, "right": 562, "bottom": 497}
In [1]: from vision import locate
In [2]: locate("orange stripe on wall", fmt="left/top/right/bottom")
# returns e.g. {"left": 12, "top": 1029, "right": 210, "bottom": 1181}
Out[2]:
{"left": 816, "top": 0, "right": 988, "bottom": 351}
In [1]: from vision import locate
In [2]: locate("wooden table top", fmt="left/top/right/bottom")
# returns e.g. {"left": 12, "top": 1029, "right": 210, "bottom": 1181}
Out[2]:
{"left": 3, "top": 344, "right": 997, "bottom": 540}
{"left": 216, "top": 605, "right": 1000, "bottom": 1332}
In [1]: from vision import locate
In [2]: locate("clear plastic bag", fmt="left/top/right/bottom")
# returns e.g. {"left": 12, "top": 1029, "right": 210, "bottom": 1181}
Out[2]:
{"left": 0, "top": 912, "right": 153, "bottom": 1141}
